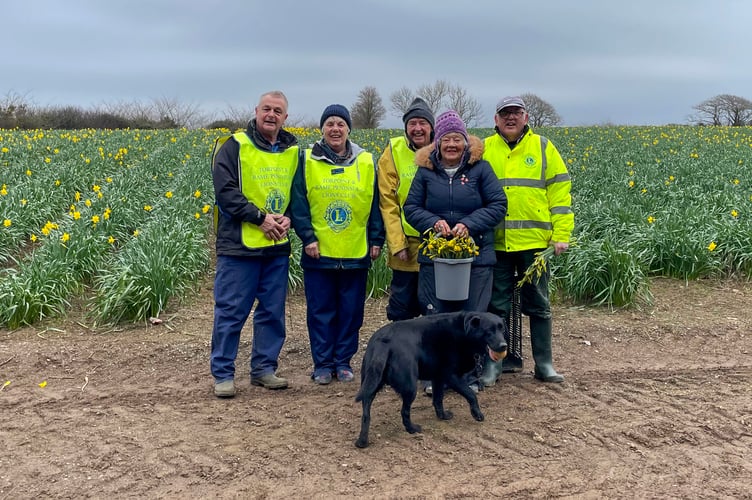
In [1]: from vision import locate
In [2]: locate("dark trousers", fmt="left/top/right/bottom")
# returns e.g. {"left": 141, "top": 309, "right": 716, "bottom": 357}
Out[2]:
{"left": 386, "top": 270, "right": 421, "bottom": 321}
{"left": 303, "top": 267, "right": 368, "bottom": 377}
{"left": 489, "top": 249, "right": 552, "bottom": 321}
{"left": 210, "top": 255, "right": 289, "bottom": 382}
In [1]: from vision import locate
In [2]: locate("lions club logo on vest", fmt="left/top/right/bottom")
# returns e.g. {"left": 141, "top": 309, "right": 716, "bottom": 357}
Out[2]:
{"left": 265, "top": 189, "right": 285, "bottom": 214}
{"left": 524, "top": 155, "right": 537, "bottom": 167}
{"left": 325, "top": 201, "right": 353, "bottom": 233}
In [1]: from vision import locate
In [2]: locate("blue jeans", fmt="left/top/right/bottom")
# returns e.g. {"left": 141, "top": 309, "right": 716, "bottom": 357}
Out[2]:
{"left": 210, "top": 255, "right": 289, "bottom": 382}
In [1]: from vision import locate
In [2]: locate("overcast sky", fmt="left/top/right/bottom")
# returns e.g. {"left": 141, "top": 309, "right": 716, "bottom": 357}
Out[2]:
{"left": 3, "top": 0, "right": 750, "bottom": 128}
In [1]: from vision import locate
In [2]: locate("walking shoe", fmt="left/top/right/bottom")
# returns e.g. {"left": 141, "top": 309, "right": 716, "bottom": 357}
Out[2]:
{"left": 336, "top": 368, "right": 354, "bottom": 383}
{"left": 423, "top": 382, "right": 432, "bottom": 396}
{"left": 251, "top": 373, "right": 288, "bottom": 390}
{"left": 214, "top": 379, "right": 236, "bottom": 398}
{"left": 312, "top": 372, "right": 332, "bottom": 385}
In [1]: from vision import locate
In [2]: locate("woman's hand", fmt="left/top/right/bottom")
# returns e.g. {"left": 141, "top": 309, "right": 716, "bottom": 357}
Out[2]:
{"left": 304, "top": 241, "right": 320, "bottom": 259}
{"left": 452, "top": 223, "right": 469, "bottom": 237}
{"left": 433, "top": 219, "right": 451, "bottom": 236}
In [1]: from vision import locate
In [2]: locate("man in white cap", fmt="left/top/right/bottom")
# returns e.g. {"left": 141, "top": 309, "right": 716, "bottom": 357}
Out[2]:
{"left": 481, "top": 95, "right": 574, "bottom": 384}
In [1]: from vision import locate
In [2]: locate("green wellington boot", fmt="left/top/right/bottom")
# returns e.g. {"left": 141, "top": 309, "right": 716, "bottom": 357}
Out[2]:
{"left": 530, "top": 317, "right": 564, "bottom": 383}
{"left": 501, "top": 353, "right": 523, "bottom": 373}
{"left": 480, "top": 355, "right": 502, "bottom": 387}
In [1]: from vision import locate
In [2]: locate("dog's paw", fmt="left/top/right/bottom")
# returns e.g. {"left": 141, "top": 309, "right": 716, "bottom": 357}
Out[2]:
{"left": 354, "top": 437, "right": 368, "bottom": 448}
{"left": 406, "top": 423, "right": 422, "bottom": 434}
{"left": 472, "top": 408, "right": 484, "bottom": 421}
{"left": 436, "top": 409, "right": 454, "bottom": 420}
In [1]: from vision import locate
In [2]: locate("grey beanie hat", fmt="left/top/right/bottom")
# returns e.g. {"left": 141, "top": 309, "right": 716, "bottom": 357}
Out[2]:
{"left": 402, "top": 97, "right": 435, "bottom": 130}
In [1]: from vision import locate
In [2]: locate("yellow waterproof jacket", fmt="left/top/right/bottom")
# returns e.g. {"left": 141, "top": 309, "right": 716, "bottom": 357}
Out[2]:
{"left": 377, "top": 136, "right": 420, "bottom": 272}
{"left": 483, "top": 129, "right": 573, "bottom": 251}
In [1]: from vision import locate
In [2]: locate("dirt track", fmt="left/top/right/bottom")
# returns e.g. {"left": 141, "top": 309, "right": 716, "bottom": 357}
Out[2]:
{"left": 2, "top": 277, "right": 751, "bottom": 499}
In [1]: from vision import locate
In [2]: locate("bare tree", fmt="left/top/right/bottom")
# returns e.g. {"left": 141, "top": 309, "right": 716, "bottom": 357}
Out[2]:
{"left": 447, "top": 85, "right": 483, "bottom": 126}
{"left": 416, "top": 80, "right": 450, "bottom": 113}
{"left": 390, "top": 81, "right": 482, "bottom": 124}
{"left": 152, "top": 96, "right": 206, "bottom": 129}
{"left": 692, "top": 94, "right": 752, "bottom": 126}
{"left": 350, "top": 86, "right": 386, "bottom": 129}
{"left": 520, "top": 93, "right": 562, "bottom": 127}
{"left": 389, "top": 86, "right": 415, "bottom": 118}
{"left": 0, "top": 90, "right": 37, "bottom": 128}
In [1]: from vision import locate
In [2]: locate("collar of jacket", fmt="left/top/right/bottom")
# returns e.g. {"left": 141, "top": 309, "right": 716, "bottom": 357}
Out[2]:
{"left": 310, "top": 139, "right": 365, "bottom": 165}
{"left": 245, "top": 119, "right": 298, "bottom": 151}
{"left": 413, "top": 135, "right": 484, "bottom": 170}
{"left": 493, "top": 124, "right": 530, "bottom": 149}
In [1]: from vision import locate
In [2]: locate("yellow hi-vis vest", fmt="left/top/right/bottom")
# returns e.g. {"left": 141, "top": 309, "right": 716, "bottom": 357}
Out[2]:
{"left": 390, "top": 137, "right": 420, "bottom": 237}
{"left": 483, "top": 132, "right": 573, "bottom": 252}
{"left": 212, "top": 132, "right": 299, "bottom": 249}
{"left": 304, "top": 149, "right": 375, "bottom": 259}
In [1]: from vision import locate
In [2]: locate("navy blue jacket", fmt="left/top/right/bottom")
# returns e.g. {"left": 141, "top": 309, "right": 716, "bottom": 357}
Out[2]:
{"left": 404, "top": 135, "right": 507, "bottom": 267}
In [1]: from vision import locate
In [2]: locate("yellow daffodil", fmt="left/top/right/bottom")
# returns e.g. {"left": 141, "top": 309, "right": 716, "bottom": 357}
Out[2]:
{"left": 419, "top": 230, "right": 478, "bottom": 260}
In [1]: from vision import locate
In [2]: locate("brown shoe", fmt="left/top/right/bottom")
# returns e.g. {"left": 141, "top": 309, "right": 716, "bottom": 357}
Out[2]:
{"left": 251, "top": 373, "right": 288, "bottom": 390}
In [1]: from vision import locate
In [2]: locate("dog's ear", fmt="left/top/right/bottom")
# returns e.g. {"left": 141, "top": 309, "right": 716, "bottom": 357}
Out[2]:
{"left": 465, "top": 313, "right": 481, "bottom": 333}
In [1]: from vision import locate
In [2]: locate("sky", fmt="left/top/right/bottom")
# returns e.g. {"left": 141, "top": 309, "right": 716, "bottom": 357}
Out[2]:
{"left": 3, "top": 0, "right": 751, "bottom": 128}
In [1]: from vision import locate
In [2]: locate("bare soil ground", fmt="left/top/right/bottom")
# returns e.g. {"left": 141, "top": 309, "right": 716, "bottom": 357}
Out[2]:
{"left": 2, "top": 275, "right": 751, "bottom": 499}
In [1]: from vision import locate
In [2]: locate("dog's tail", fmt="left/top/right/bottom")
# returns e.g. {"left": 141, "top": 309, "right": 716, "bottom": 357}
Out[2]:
{"left": 354, "top": 339, "right": 390, "bottom": 402}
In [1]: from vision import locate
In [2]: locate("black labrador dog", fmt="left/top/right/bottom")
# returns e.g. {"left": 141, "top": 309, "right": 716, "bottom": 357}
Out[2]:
{"left": 354, "top": 311, "right": 507, "bottom": 448}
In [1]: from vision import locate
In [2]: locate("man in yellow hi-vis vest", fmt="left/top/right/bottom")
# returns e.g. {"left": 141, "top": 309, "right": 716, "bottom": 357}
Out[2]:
{"left": 210, "top": 90, "right": 302, "bottom": 398}
{"left": 481, "top": 96, "right": 574, "bottom": 385}
{"left": 377, "top": 97, "right": 435, "bottom": 321}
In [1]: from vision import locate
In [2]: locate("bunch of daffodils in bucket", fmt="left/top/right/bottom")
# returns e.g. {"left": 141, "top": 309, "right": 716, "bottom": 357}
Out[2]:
{"left": 420, "top": 229, "right": 479, "bottom": 260}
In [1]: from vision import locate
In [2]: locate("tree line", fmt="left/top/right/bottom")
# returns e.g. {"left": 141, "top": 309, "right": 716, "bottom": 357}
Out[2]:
{"left": 2, "top": 87, "right": 751, "bottom": 130}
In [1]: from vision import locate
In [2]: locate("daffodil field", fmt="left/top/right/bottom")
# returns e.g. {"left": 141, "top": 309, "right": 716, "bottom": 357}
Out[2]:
{"left": 1, "top": 125, "right": 751, "bottom": 328}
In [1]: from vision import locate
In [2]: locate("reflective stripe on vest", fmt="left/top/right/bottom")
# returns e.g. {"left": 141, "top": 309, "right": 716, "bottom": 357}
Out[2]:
{"left": 234, "top": 132, "right": 298, "bottom": 249}
{"left": 390, "top": 137, "right": 420, "bottom": 237}
{"left": 483, "top": 133, "right": 554, "bottom": 251}
{"left": 304, "top": 150, "right": 375, "bottom": 259}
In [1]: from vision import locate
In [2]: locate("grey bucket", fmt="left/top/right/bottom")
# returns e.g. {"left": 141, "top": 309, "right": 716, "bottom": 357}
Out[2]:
{"left": 433, "top": 257, "right": 473, "bottom": 301}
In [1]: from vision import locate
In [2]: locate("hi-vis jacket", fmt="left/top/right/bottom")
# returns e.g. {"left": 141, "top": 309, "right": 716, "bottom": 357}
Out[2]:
{"left": 290, "top": 140, "right": 385, "bottom": 270}
{"left": 211, "top": 122, "right": 300, "bottom": 257}
{"left": 483, "top": 129, "right": 573, "bottom": 252}
{"left": 377, "top": 136, "right": 421, "bottom": 272}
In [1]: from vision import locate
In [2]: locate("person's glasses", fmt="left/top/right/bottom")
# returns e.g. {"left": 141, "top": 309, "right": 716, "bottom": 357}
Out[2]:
{"left": 498, "top": 109, "right": 525, "bottom": 118}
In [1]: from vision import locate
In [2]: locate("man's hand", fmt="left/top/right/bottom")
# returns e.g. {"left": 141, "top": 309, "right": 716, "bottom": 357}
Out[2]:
{"left": 395, "top": 248, "right": 409, "bottom": 262}
{"left": 370, "top": 246, "right": 381, "bottom": 260}
{"left": 259, "top": 213, "right": 288, "bottom": 241}
{"left": 552, "top": 241, "right": 569, "bottom": 256}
